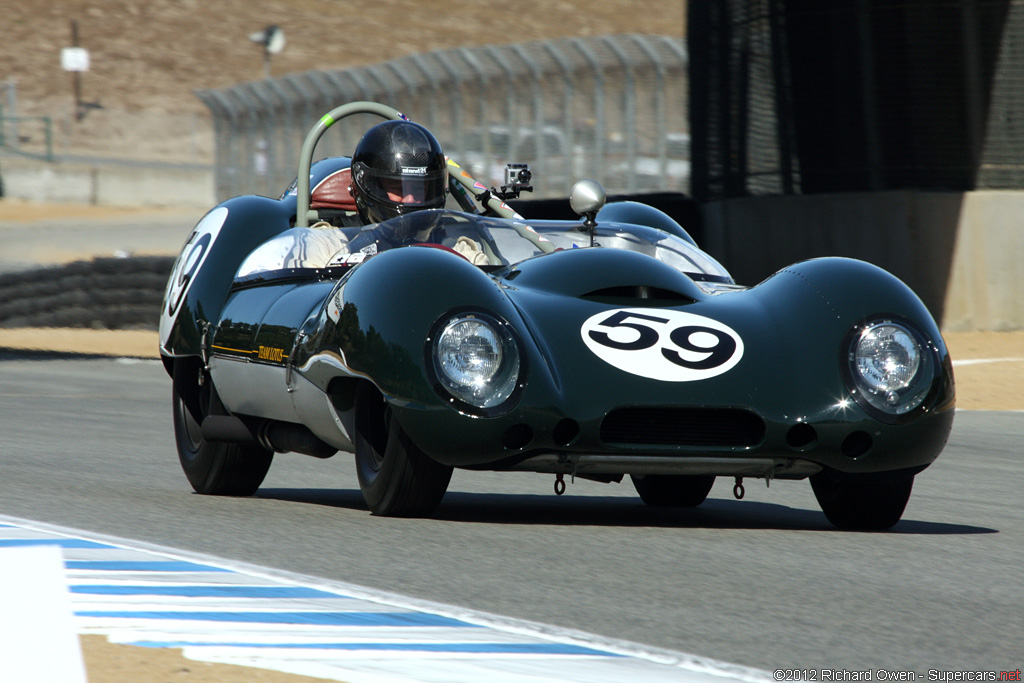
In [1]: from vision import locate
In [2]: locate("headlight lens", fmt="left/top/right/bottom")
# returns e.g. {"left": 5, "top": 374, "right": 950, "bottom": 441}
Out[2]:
{"left": 855, "top": 324, "right": 920, "bottom": 393}
{"left": 847, "top": 320, "right": 934, "bottom": 418}
{"left": 432, "top": 313, "right": 521, "bottom": 410}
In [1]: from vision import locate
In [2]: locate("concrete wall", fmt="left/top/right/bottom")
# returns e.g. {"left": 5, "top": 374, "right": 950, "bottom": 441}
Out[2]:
{"left": 0, "top": 156, "right": 215, "bottom": 209}
{"left": 702, "top": 190, "right": 1024, "bottom": 332}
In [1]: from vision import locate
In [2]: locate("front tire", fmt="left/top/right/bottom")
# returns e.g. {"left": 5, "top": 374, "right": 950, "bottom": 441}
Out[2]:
{"left": 631, "top": 474, "right": 716, "bottom": 507}
{"left": 810, "top": 471, "right": 914, "bottom": 530}
{"left": 354, "top": 384, "right": 452, "bottom": 517}
{"left": 172, "top": 385, "right": 273, "bottom": 497}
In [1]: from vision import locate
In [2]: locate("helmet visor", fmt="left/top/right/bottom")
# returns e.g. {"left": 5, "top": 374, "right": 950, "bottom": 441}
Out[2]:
{"left": 357, "top": 166, "right": 447, "bottom": 208}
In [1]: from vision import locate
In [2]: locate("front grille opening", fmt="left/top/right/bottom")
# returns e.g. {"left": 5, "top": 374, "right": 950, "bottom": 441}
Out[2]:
{"left": 581, "top": 285, "right": 694, "bottom": 304}
{"left": 600, "top": 407, "right": 765, "bottom": 447}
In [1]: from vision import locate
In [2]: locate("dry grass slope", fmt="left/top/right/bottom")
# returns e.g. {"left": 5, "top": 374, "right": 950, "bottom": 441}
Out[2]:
{"left": 2, "top": 0, "right": 685, "bottom": 161}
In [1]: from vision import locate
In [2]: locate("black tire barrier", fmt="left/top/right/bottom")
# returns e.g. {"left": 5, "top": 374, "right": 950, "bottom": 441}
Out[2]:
{"left": 0, "top": 196, "right": 700, "bottom": 332}
{"left": 0, "top": 256, "right": 175, "bottom": 330}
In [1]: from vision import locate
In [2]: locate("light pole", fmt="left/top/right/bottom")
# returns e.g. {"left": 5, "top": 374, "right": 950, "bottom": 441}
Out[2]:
{"left": 249, "top": 25, "right": 286, "bottom": 79}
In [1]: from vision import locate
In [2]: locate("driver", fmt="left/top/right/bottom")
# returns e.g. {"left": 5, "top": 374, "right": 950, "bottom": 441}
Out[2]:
{"left": 323, "top": 119, "right": 489, "bottom": 266}
{"left": 349, "top": 119, "right": 448, "bottom": 224}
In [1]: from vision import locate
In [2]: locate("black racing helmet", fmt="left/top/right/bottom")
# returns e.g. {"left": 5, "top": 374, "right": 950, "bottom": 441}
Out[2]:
{"left": 350, "top": 120, "right": 448, "bottom": 224}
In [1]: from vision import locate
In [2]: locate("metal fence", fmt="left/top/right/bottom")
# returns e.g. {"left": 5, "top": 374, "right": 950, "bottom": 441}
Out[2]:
{"left": 0, "top": 111, "right": 54, "bottom": 162}
{"left": 196, "top": 34, "right": 688, "bottom": 202}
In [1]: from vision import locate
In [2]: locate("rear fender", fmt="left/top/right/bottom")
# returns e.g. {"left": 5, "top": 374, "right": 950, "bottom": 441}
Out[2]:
{"left": 159, "top": 195, "right": 296, "bottom": 357}
{"left": 597, "top": 200, "right": 697, "bottom": 245}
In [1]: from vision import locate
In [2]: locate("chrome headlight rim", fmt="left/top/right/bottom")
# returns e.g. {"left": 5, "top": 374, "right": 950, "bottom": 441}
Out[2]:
{"left": 426, "top": 308, "right": 525, "bottom": 417}
{"left": 841, "top": 315, "right": 941, "bottom": 424}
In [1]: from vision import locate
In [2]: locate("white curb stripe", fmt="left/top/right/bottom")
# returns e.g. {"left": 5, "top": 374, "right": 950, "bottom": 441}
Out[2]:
{"left": 951, "top": 357, "right": 1024, "bottom": 367}
{"left": 0, "top": 545, "right": 87, "bottom": 683}
{"left": 0, "top": 516, "right": 771, "bottom": 683}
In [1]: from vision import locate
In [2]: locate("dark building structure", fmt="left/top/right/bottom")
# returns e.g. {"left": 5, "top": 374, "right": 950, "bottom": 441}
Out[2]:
{"left": 688, "top": 0, "right": 1024, "bottom": 202}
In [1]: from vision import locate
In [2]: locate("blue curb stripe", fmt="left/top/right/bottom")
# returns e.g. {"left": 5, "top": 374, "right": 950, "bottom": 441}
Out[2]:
{"left": 127, "top": 640, "right": 619, "bottom": 656}
{"left": 75, "top": 610, "right": 478, "bottom": 628}
{"left": 71, "top": 585, "right": 346, "bottom": 599}
{"left": 1, "top": 520, "right": 757, "bottom": 681}
{"left": 66, "top": 561, "right": 231, "bottom": 572}
{"left": 0, "top": 539, "right": 115, "bottom": 549}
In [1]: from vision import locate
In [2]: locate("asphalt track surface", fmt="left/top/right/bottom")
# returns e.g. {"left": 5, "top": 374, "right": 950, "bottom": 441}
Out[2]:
{"left": 0, "top": 354, "right": 1021, "bottom": 674}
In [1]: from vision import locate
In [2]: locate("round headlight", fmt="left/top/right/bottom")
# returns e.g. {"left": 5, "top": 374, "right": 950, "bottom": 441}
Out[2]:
{"left": 432, "top": 313, "right": 521, "bottom": 410}
{"left": 847, "top": 320, "right": 934, "bottom": 419}
{"left": 855, "top": 323, "right": 921, "bottom": 394}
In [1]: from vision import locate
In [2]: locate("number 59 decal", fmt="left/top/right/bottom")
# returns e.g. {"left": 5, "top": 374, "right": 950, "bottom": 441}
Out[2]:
{"left": 581, "top": 308, "right": 744, "bottom": 381}
{"left": 159, "top": 207, "right": 229, "bottom": 346}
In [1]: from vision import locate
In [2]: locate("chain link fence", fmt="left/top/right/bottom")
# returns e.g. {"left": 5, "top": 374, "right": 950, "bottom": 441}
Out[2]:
{"left": 197, "top": 34, "right": 688, "bottom": 202}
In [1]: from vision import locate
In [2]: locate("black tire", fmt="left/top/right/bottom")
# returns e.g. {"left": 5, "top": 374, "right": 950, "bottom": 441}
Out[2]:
{"left": 354, "top": 384, "right": 452, "bottom": 517}
{"left": 172, "top": 386, "right": 273, "bottom": 496}
{"left": 630, "top": 474, "right": 716, "bottom": 508}
{"left": 810, "top": 471, "right": 914, "bottom": 531}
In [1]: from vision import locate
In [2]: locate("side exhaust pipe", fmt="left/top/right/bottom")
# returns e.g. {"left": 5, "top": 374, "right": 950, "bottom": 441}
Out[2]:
{"left": 259, "top": 421, "right": 337, "bottom": 459}
{"left": 201, "top": 416, "right": 336, "bottom": 459}
{"left": 201, "top": 415, "right": 257, "bottom": 443}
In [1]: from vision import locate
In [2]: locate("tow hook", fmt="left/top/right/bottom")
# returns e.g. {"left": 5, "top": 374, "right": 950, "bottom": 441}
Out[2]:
{"left": 733, "top": 477, "right": 745, "bottom": 499}
{"left": 554, "top": 473, "right": 566, "bottom": 496}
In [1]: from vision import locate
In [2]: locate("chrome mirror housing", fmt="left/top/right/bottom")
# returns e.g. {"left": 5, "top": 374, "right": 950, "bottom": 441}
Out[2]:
{"left": 569, "top": 179, "right": 607, "bottom": 217}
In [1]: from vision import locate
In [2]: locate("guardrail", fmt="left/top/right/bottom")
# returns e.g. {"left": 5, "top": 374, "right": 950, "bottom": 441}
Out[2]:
{"left": 0, "top": 114, "right": 54, "bottom": 162}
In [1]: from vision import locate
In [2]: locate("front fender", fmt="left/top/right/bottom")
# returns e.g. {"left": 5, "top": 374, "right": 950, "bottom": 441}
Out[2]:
{"left": 769, "top": 257, "right": 944, "bottom": 344}
{"left": 314, "top": 246, "right": 525, "bottom": 406}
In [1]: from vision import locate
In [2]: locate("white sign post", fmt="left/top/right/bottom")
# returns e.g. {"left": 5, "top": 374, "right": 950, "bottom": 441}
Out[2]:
{"left": 63, "top": 20, "right": 92, "bottom": 121}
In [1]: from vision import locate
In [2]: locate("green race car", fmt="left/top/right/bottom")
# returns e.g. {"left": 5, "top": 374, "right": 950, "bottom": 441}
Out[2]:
{"left": 159, "top": 102, "right": 954, "bottom": 529}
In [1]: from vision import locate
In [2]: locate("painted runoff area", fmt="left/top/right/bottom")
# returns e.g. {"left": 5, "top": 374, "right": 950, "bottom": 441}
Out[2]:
{"left": 0, "top": 516, "right": 771, "bottom": 683}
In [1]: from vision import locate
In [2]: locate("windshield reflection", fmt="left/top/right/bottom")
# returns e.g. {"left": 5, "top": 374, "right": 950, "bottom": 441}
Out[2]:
{"left": 236, "top": 209, "right": 731, "bottom": 282}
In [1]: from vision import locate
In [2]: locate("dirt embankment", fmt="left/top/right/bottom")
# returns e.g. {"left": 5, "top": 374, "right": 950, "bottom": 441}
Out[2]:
{"left": 1, "top": 0, "right": 686, "bottom": 162}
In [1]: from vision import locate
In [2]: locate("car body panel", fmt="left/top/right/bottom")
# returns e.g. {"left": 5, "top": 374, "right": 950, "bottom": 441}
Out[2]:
{"left": 168, "top": 206, "right": 953, "bottom": 479}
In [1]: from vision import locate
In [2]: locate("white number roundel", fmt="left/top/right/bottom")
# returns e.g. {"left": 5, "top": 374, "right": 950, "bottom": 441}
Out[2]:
{"left": 580, "top": 308, "right": 744, "bottom": 381}
{"left": 159, "top": 207, "right": 229, "bottom": 346}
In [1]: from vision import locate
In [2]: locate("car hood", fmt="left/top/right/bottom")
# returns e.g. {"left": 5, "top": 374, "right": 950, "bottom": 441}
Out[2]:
{"left": 499, "top": 248, "right": 853, "bottom": 424}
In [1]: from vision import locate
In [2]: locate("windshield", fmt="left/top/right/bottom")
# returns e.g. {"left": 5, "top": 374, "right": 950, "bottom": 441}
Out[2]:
{"left": 236, "top": 210, "right": 731, "bottom": 282}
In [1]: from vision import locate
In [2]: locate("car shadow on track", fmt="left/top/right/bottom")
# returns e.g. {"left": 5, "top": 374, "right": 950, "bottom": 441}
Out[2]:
{"left": 255, "top": 488, "right": 995, "bottom": 534}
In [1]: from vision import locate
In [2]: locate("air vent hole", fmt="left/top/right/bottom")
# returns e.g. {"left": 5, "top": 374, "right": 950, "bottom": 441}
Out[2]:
{"left": 841, "top": 431, "right": 873, "bottom": 459}
{"left": 581, "top": 285, "right": 693, "bottom": 303}
{"left": 786, "top": 423, "right": 818, "bottom": 450}
{"left": 502, "top": 424, "right": 533, "bottom": 451}
{"left": 552, "top": 419, "right": 581, "bottom": 446}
